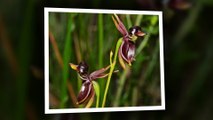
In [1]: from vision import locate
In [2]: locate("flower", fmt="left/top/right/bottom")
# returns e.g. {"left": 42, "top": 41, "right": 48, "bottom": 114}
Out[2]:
{"left": 70, "top": 61, "right": 117, "bottom": 105}
{"left": 112, "top": 14, "right": 146, "bottom": 69}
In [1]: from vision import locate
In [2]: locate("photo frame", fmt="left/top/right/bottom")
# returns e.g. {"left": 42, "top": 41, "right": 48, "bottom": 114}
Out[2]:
{"left": 45, "top": 8, "right": 165, "bottom": 113}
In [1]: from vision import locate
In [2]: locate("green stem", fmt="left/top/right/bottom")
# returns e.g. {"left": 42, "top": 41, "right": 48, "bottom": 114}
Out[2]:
{"left": 60, "top": 14, "right": 73, "bottom": 108}
{"left": 98, "top": 14, "right": 104, "bottom": 104}
{"left": 98, "top": 14, "right": 103, "bottom": 68}
{"left": 126, "top": 15, "right": 132, "bottom": 28}
{"left": 92, "top": 81, "right": 100, "bottom": 108}
{"left": 113, "top": 68, "right": 129, "bottom": 106}
{"left": 135, "top": 15, "right": 143, "bottom": 26}
{"left": 102, "top": 38, "right": 123, "bottom": 107}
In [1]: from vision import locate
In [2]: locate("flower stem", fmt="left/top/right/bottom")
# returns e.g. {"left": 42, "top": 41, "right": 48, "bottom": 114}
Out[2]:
{"left": 113, "top": 67, "right": 129, "bottom": 106}
{"left": 92, "top": 81, "right": 100, "bottom": 108}
{"left": 60, "top": 14, "right": 74, "bottom": 108}
{"left": 102, "top": 38, "right": 123, "bottom": 107}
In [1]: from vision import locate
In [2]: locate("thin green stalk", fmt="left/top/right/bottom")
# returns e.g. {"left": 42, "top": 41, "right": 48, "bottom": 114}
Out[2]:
{"left": 92, "top": 81, "right": 100, "bottom": 108}
{"left": 102, "top": 38, "right": 123, "bottom": 107}
{"left": 98, "top": 14, "right": 104, "bottom": 107}
{"left": 136, "top": 28, "right": 152, "bottom": 56}
{"left": 113, "top": 68, "right": 129, "bottom": 106}
{"left": 60, "top": 14, "right": 74, "bottom": 108}
{"left": 126, "top": 15, "right": 132, "bottom": 28}
{"left": 98, "top": 14, "right": 103, "bottom": 68}
{"left": 132, "top": 87, "right": 138, "bottom": 106}
{"left": 135, "top": 15, "right": 143, "bottom": 26}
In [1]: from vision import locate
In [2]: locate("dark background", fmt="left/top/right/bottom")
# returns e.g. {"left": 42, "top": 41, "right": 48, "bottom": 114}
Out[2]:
{"left": 0, "top": 0, "right": 213, "bottom": 120}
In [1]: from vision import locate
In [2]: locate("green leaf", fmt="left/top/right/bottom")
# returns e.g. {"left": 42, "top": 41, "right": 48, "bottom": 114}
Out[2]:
{"left": 92, "top": 81, "right": 100, "bottom": 108}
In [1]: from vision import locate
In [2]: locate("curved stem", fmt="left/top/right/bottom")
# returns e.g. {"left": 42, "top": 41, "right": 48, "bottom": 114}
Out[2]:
{"left": 102, "top": 38, "right": 123, "bottom": 107}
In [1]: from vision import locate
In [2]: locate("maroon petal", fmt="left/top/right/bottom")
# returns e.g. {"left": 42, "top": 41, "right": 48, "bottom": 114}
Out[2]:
{"left": 77, "top": 80, "right": 93, "bottom": 105}
{"left": 112, "top": 14, "right": 128, "bottom": 37}
{"left": 89, "top": 65, "right": 110, "bottom": 80}
{"left": 120, "top": 41, "right": 135, "bottom": 64}
{"left": 119, "top": 41, "right": 129, "bottom": 63}
{"left": 127, "top": 41, "right": 135, "bottom": 62}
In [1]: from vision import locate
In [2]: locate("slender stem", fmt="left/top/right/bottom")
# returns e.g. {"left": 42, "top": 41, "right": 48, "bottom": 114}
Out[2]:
{"left": 60, "top": 14, "right": 73, "bottom": 108}
{"left": 135, "top": 15, "right": 143, "bottom": 26}
{"left": 113, "top": 67, "right": 129, "bottom": 106}
{"left": 98, "top": 14, "right": 104, "bottom": 68}
{"left": 92, "top": 81, "right": 100, "bottom": 108}
{"left": 98, "top": 14, "right": 105, "bottom": 107}
{"left": 136, "top": 27, "right": 152, "bottom": 56}
{"left": 126, "top": 15, "right": 132, "bottom": 28}
{"left": 102, "top": 38, "right": 123, "bottom": 107}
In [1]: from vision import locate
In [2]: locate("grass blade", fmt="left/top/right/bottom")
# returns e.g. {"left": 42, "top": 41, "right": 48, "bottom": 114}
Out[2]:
{"left": 60, "top": 14, "right": 74, "bottom": 108}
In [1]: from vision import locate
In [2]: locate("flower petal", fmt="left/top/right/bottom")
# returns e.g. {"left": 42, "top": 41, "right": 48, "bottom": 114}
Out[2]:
{"left": 120, "top": 41, "right": 129, "bottom": 63}
{"left": 85, "top": 91, "right": 95, "bottom": 108}
{"left": 77, "top": 80, "right": 93, "bottom": 105}
{"left": 90, "top": 65, "right": 110, "bottom": 80}
{"left": 120, "top": 41, "right": 135, "bottom": 65}
{"left": 112, "top": 14, "right": 128, "bottom": 37}
{"left": 119, "top": 52, "right": 126, "bottom": 69}
{"left": 69, "top": 63, "right": 78, "bottom": 71}
{"left": 127, "top": 41, "right": 135, "bottom": 63}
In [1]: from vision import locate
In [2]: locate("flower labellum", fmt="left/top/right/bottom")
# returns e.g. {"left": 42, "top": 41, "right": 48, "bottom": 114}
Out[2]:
{"left": 119, "top": 40, "right": 136, "bottom": 66}
{"left": 77, "top": 80, "right": 94, "bottom": 105}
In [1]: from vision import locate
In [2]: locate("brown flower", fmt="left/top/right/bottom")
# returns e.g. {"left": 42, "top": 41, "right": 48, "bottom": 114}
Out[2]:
{"left": 112, "top": 14, "right": 146, "bottom": 68}
{"left": 70, "top": 61, "right": 117, "bottom": 105}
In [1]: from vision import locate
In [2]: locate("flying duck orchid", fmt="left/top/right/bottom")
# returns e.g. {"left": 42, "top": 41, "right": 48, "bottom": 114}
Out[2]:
{"left": 70, "top": 61, "right": 118, "bottom": 106}
{"left": 112, "top": 14, "right": 146, "bottom": 69}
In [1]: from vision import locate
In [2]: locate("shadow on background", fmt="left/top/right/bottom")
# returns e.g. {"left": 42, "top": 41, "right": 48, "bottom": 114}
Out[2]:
{"left": 0, "top": 0, "right": 213, "bottom": 120}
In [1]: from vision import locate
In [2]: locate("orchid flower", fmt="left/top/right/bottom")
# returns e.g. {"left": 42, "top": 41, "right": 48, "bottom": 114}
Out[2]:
{"left": 112, "top": 14, "right": 146, "bottom": 69}
{"left": 70, "top": 61, "right": 117, "bottom": 106}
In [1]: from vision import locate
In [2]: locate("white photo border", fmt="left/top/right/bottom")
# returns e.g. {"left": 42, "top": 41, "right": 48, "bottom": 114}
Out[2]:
{"left": 44, "top": 7, "right": 165, "bottom": 114}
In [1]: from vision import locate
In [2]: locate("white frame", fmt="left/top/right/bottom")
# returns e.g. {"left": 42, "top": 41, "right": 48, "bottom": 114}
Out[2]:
{"left": 44, "top": 7, "right": 165, "bottom": 114}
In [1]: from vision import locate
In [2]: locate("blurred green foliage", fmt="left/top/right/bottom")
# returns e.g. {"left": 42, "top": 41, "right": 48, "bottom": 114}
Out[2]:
{"left": 49, "top": 13, "right": 160, "bottom": 108}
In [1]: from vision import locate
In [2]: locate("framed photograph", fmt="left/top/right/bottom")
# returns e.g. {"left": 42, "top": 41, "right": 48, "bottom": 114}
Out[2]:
{"left": 45, "top": 8, "right": 165, "bottom": 113}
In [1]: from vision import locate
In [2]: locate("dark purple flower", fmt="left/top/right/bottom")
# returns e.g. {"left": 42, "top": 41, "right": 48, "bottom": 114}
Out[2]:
{"left": 119, "top": 40, "right": 135, "bottom": 65}
{"left": 112, "top": 14, "right": 146, "bottom": 68}
{"left": 70, "top": 61, "right": 117, "bottom": 105}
